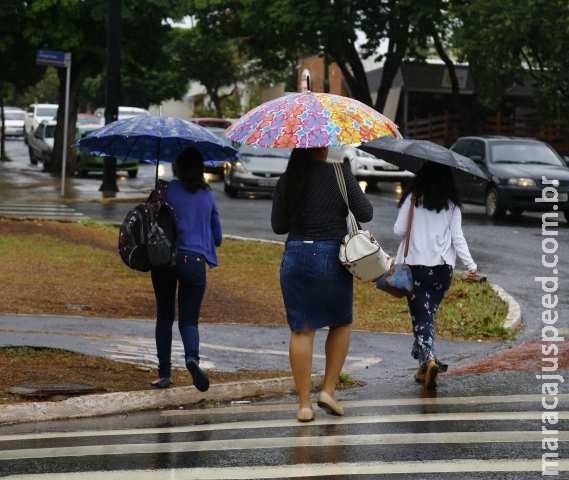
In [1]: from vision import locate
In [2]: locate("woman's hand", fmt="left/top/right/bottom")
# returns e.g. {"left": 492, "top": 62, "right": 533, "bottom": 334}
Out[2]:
{"left": 464, "top": 268, "right": 478, "bottom": 281}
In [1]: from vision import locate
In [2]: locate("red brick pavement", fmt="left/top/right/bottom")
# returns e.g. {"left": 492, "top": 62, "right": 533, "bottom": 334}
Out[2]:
{"left": 450, "top": 340, "right": 569, "bottom": 375}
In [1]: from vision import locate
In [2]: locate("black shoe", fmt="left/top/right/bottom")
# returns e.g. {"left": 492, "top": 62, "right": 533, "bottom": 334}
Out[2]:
{"left": 151, "top": 377, "right": 171, "bottom": 389}
{"left": 186, "top": 358, "right": 210, "bottom": 392}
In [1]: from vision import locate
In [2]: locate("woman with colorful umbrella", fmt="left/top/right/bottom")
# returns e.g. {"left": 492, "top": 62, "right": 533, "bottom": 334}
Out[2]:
{"left": 271, "top": 147, "right": 373, "bottom": 422}
{"left": 227, "top": 91, "right": 400, "bottom": 422}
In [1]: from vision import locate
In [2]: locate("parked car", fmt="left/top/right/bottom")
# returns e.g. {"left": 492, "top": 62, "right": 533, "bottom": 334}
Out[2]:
{"left": 75, "top": 118, "right": 138, "bottom": 178}
{"left": 2, "top": 107, "right": 26, "bottom": 137}
{"left": 328, "top": 145, "right": 414, "bottom": 183}
{"left": 223, "top": 145, "right": 291, "bottom": 197}
{"left": 94, "top": 106, "right": 149, "bottom": 123}
{"left": 24, "top": 103, "right": 58, "bottom": 143}
{"left": 27, "top": 119, "right": 56, "bottom": 166}
{"left": 190, "top": 119, "right": 234, "bottom": 176}
{"left": 190, "top": 117, "right": 233, "bottom": 129}
{"left": 450, "top": 136, "right": 569, "bottom": 220}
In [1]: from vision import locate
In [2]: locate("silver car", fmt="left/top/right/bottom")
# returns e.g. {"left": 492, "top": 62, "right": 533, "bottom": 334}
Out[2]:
{"left": 224, "top": 145, "right": 291, "bottom": 197}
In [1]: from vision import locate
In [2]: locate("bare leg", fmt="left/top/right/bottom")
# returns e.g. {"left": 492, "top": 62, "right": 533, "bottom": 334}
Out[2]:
{"left": 289, "top": 330, "right": 316, "bottom": 409}
{"left": 322, "top": 324, "right": 351, "bottom": 396}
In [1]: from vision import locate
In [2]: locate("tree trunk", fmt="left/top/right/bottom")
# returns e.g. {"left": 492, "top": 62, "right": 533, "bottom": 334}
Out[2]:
{"left": 373, "top": 10, "right": 410, "bottom": 113}
{"left": 432, "top": 28, "right": 460, "bottom": 113}
{"left": 208, "top": 88, "right": 224, "bottom": 117}
{"left": 0, "top": 98, "right": 6, "bottom": 162}
{"left": 333, "top": 41, "right": 373, "bottom": 106}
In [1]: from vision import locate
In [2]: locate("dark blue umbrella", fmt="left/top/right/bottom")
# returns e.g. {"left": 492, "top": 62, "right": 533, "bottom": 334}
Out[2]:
{"left": 360, "top": 136, "right": 488, "bottom": 180}
{"left": 77, "top": 115, "right": 237, "bottom": 183}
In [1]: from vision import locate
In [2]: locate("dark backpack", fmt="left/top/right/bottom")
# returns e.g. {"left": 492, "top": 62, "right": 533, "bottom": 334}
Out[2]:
{"left": 118, "top": 181, "right": 177, "bottom": 271}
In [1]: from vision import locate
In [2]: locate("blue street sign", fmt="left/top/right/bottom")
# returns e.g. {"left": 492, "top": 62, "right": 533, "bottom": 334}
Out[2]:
{"left": 36, "top": 49, "right": 68, "bottom": 68}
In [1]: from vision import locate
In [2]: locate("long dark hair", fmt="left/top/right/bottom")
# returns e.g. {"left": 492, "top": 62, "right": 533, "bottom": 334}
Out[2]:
{"left": 284, "top": 148, "right": 321, "bottom": 229}
{"left": 174, "top": 147, "right": 210, "bottom": 192}
{"left": 399, "top": 162, "right": 461, "bottom": 211}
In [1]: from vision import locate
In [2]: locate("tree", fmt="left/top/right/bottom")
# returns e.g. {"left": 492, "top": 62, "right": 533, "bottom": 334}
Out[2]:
{"left": 0, "top": 0, "right": 43, "bottom": 161}
{"left": 16, "top": 0, "right": 190, "bottom": 175}
{"left": 453, "top": 0, "right": 569, "bottom": 120}
{"left": 191, "top": 0, "right": 451, "bottom": 114}
{"left": 170, "top": 26, "right": 241, "bottom": 117}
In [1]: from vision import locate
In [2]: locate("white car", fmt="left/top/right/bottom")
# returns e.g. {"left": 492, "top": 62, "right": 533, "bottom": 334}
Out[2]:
{"left": 328, "top": 145, "right": 414, "bottom": 183}
{"left": 24, "top": 103, "right": 58, "bottom": 142}
{"left": 94, "top": 106, "right": 150, "bottom": 123}
{"left": 2, "top": 107, "right": 26, "bottom": 137}
{"left": 27, "top": 119, "right": 56, "bottom": 166}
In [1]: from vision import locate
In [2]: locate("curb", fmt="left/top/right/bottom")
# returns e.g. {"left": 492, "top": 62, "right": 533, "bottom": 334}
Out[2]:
{"left": 489, "top": 282, "right": 522, "bottom": 330}
{"left": 0, "top": 375, "right": 322, "bottom": 426}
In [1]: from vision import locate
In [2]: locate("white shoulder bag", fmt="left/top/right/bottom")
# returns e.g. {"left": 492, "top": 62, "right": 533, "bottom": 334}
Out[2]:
{"left": 333, "top": 162, "right": 390, "bottom": 282}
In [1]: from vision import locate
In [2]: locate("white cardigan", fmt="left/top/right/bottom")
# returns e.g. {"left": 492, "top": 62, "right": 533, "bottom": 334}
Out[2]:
{"left": 394, "top": 195, "right": 477, "bottom": 271}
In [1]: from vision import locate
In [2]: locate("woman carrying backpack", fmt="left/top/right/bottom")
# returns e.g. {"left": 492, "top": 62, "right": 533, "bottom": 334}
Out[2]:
{"left": 151, "top": 147, "right": 222, "bottom": 391}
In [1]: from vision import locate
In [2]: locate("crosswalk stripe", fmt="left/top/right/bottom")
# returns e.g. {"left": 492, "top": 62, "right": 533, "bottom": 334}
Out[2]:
{"left": 6, "top": 459, "right": 569, "bottom": 479}
{"left": 162, "top": 393, "right": 569, "bottom": 416}
{"left": 0, "top": 203, "right": 86, "bottom": 218}
{"left": 2, "top": 430, "right": 567, "bottom": 460}
{"left": 1, "top": 411, "right": 567, "bottom": 442}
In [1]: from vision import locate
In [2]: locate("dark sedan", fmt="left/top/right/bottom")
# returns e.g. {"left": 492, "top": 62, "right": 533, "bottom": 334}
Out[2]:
{"left": 450, "top": 136, "right": 569, "bottom": 220}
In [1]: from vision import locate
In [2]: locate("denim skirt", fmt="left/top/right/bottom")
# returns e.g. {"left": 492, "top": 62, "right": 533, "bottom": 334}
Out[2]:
{"left": 280, "top": 240, "right": 353, "bottom": 332}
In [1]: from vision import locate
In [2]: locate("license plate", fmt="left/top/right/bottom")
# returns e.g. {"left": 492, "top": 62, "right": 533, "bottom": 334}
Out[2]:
{"left": 258, "top": 178, "right": 276, "bottom": 187}
{"left": 559, "top": 193, "right": 568, "bottom": 202}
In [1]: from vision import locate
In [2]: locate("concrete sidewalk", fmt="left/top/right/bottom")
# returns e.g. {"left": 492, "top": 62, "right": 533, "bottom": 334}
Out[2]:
{"left": 0, "top": 301, "right": 519, "bottom": 425}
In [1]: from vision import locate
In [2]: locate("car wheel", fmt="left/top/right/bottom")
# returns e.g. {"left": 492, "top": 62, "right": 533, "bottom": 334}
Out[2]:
{"left": 485, "top": 187, "right": 506, "bottom": 219}
{"left": 510, "top": 208, "right": 524, "bottom": 218}
{"left": 128, "top": 169, "right": 138, "bottom": 179}
{"left": 224, "top": 182, "right": 238, "bottom": 198}
{"left": 28, "top": 147, "right": 37, "bottom": 165}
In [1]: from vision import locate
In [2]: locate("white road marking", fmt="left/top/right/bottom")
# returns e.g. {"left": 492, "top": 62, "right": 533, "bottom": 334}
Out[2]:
{"left": 2, "top": 430, "right": 567, "bottom": 460}
{"left": 1, "top": 410, "right": 566, "bottom": 442}
{"left": 162, "top": 392, "right": 569, "bottom": 416}
{"left": 6, "top": 459, "right": 569, "bottom": 479}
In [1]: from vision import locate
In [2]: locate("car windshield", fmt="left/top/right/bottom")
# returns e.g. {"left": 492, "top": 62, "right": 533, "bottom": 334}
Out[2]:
{"left": 77, "top": 115, "right": 99, "bottom": 125}
{"left": 5, "top": 111, "right": 25, "bottom": 121}
{"left": 239, "top": 145, "right": 291, "bottom": 158}
{"left": 45, "top": 125, "right": 56, "bottom": 138}
{"left": 37, "top": 107, "right": 57, "bottom": 118}
{"left": 490, "top": 142, "right": 564, "bottom": 166}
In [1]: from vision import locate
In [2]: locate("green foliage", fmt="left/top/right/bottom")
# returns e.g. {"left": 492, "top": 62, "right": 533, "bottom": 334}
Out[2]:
{"left": 453, "top": 0, "right": 569, "bottom": 119}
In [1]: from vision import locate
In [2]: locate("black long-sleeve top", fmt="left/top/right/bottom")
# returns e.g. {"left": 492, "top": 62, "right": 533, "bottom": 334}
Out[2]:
{"left": 271, "top": 160, "right": 373, "bottom": 241}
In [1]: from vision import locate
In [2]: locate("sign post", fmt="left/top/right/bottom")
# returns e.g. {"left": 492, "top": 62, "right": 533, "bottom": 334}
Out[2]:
{"left": 36, "top": 49, "right": 72, "bottom": 197}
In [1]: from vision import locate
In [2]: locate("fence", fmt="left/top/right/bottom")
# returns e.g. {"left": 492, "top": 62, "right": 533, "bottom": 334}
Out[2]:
{"left": 405, "top": 112, "right": 569, "bottom": 154}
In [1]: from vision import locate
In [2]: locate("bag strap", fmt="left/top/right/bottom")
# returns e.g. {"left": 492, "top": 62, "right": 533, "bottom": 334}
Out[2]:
{"left": 333, "top": 162, "right": 359, "bottom": 236}
{"left": 403, "top": 195, "right": 415, "bottom": 261}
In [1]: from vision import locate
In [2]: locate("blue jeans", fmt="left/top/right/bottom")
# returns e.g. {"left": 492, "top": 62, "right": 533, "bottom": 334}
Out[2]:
{"left": 151, "top": 251, "right": 206, "bottom": 377}
{"left": 407, "top": 265, "right": 453, "bottom": 367}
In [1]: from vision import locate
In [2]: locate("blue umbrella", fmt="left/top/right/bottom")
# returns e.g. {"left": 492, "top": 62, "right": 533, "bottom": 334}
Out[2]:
{"left": 76, "top": 115, "right": 237, "bottom": 183}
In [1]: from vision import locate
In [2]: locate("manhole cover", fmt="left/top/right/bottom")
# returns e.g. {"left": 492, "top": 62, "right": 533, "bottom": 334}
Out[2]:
{"left": 8, "top": 383, "right": 96, "bottom": 397}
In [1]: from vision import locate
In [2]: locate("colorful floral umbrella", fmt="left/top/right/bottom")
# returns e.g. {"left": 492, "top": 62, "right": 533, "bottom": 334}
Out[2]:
{"left": 225, "top": 92, "right": 401, "bottom": 148}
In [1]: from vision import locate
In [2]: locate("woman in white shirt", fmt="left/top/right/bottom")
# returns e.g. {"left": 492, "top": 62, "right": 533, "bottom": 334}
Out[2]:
{"left": 393, "top": 162, "right": 478, "bottom": 389}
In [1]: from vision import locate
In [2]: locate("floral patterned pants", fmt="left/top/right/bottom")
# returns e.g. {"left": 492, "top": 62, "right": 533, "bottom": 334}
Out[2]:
{"left": 407, "top": 265, "right": 453, "bottom": 367}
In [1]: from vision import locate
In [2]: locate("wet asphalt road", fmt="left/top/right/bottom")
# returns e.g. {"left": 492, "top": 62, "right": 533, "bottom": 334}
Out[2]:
{"left": 1, "top": 139, "right": 568, "bottom": 478}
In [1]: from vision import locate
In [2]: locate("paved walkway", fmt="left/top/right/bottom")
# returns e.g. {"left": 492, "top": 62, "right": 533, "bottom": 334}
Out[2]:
{"left": 0, "top": 314, "right": 505, "bottom": 384}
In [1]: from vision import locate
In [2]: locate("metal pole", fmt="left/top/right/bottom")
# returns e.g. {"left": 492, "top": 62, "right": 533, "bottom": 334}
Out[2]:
{"left": 100, "top": 0, "right": 121, "bottom": 198}
{"left": 61, "top": 52, "right": 71, "bottom": 197}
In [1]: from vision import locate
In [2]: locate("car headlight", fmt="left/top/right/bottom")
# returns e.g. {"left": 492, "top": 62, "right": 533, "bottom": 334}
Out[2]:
{"left": 507, "top": 177, "right": 536, "bottom": 187}
{"left": 232, "top": 161, "right": 248, "bottom": 173}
